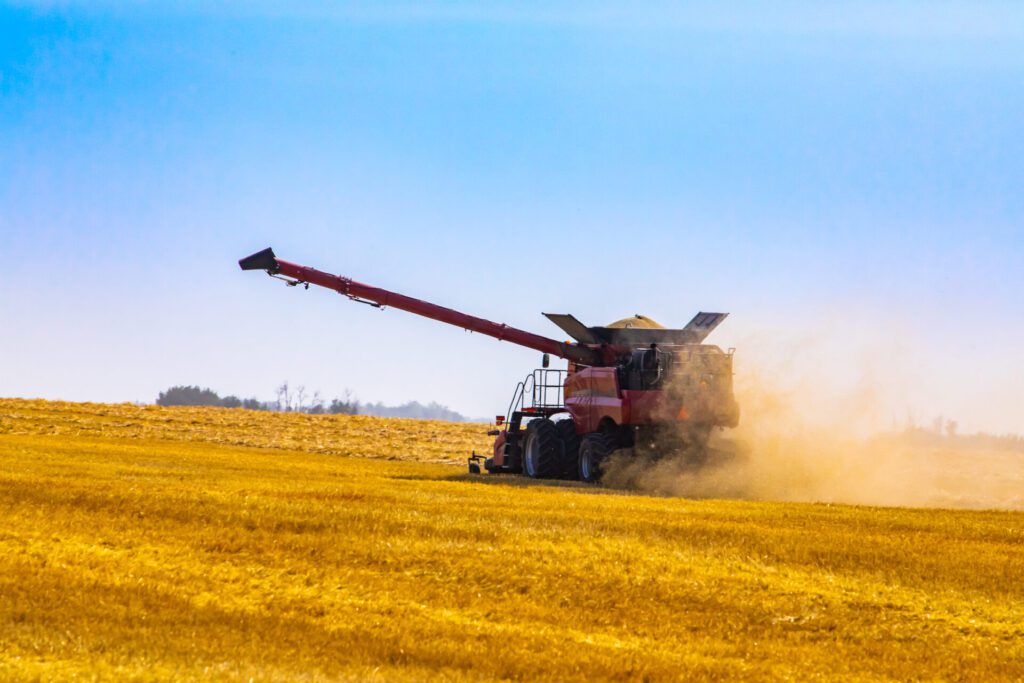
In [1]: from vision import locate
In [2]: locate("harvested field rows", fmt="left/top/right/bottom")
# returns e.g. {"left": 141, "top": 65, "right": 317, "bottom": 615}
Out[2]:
{"left": 0, "top": 399, "right": 1021, "bottom": 680}
{"left": 0, "top": 399, "right": 490, "bottom": 464}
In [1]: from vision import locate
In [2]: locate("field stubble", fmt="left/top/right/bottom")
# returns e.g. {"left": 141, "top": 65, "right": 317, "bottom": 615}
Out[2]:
{"left": 0, "top": 399, "right": 1022, "bottom": 681}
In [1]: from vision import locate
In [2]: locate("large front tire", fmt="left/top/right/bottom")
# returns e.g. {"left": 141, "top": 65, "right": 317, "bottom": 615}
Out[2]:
{"left": 556, "top": 419, "right": 580, "bottom": 479}
{"left": 578, "top": 433, "right": 615, "bottom": 483}
{"left": 523, "top": 419, "right": 561, "bottom": 479}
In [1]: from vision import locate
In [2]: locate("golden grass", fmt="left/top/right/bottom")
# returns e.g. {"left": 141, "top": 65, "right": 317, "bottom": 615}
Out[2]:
{"left": 0, "top": 399, "right": 1022, "bottom": 681}
{"left": 0, "top": 398, "right": 491, "bottom": 464}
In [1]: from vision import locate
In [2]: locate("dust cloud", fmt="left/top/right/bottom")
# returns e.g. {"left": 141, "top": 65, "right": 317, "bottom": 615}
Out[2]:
{"left": 601, "top": 346, "right": 1024, "bottom": 511}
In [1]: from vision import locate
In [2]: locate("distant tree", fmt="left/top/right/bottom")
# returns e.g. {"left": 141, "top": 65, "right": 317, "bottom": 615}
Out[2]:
{"left": 156, "top": 386, "right": 222, "bottom": 407}
{"left": 328, "top": 389, "right": 359, "bottom": 415}
{"left": 328, "top": 399, "right": 358, "bottom": 415}
{"left": 155, "top": 386, "right": 273, "bottom": 410}
{"left": 276, "top": 382, "right": 290, "bottom": 412}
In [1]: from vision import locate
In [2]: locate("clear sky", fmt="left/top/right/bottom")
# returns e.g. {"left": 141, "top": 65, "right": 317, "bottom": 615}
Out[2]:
{"left": 2, "top": 2, "right": 1022, "bottom": 433}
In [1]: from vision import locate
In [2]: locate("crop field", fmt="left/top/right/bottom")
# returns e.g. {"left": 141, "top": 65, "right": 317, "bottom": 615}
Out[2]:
{"left": 1, "top": 399, "right": 1022, "bottom": 681}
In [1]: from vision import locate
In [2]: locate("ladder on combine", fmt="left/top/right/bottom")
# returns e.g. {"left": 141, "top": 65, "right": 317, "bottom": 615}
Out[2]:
{"left": 466, "top": 368, "right": 569, "bottom": 474}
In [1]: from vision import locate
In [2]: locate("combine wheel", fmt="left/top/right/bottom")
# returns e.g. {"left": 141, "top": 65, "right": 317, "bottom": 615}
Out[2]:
{"left": 578, "top": 433, "right": 615, "bottom": 483}
{"left": 555, "top": 419, "right": 580, "bottom": 479}
{"left": 523, "top": 418, "right": 561, "bottom": 479}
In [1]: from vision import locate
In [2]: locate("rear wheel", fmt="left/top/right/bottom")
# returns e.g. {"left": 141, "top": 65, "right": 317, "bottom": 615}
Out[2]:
{"left": 555, "top": 419, "right": 580, "bottom": 479}
{"left": 523, "top": 418, "right": 561, "bottom": 479}
{"left": 578, "top": 433, "right": 615, "bottom": 483}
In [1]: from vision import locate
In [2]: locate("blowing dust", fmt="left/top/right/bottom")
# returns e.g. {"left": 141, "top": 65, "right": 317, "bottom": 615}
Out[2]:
{"left": 601, "top": 351, "right": 1024, "bottom": 511}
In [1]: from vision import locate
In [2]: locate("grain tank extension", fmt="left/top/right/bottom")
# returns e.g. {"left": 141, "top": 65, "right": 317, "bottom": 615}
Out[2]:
{"left": 239, "top": 247, "right": 739, "bottom": 482}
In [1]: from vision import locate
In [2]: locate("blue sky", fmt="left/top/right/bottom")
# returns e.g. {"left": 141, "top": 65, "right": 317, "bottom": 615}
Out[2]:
{"left": 2, "top": 2, "right": 1022, "bottom": 432}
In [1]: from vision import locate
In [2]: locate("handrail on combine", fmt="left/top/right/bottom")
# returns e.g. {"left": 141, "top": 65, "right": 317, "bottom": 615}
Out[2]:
{"left": 505, "top": 368, "right": 566, "bottom": 420}
{"left": 505, "top": 379, "right": 527, "bottom": 424}
{"left": 532, "top": 369, "right": 565, "bottom": 408}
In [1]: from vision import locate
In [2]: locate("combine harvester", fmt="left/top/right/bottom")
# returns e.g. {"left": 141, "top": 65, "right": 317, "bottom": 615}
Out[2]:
{"left": 240, "top": 248, "right": 739, "bottom": 481}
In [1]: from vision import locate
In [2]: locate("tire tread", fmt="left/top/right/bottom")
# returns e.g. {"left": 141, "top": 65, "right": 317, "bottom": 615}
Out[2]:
{"left": 524, "top": 419, "right": 561, "bottom": 479}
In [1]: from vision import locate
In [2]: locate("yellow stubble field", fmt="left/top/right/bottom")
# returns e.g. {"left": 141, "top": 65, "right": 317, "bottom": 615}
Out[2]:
{"left": 0, "top": 398, "right": 1022, "bottom": 681}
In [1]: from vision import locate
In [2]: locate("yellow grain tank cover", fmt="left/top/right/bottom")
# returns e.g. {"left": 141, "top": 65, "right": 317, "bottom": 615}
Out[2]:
{"left": 604, "top": 315, "right": 666, "bottom": 330}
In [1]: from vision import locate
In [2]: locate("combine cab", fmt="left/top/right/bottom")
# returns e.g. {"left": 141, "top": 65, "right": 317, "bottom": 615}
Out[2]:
{"left": 240, "top": 247, "right": 739, "bottom": 482}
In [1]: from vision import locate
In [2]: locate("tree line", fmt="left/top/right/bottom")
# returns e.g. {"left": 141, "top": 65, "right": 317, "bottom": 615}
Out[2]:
{"left": 154, "top": 384, "right": 478, "bottom": 421}
{"left": 155, "top": 383, "right": 358, "bottom": 415}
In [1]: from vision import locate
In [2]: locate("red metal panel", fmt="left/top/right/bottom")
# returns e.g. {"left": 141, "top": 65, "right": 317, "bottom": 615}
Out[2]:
{"left": 492, "top": 431, "right": 508, "bottom": 466}
{"left": 621, "top": 390, "right": 671, "bottom": 425}
{"left": 564, "top": 367, "right": 627, "bottom": 433}
{"left": 563, "top": 367, "right": 594, "bottom": 433}
{"left": 591, "top": 395, "right": 627, "bottom": 427}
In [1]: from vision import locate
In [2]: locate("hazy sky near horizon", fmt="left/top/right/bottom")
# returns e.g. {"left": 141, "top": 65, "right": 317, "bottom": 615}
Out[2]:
{"left": 2, "top": 2, "right": 1022, "bottom": 433}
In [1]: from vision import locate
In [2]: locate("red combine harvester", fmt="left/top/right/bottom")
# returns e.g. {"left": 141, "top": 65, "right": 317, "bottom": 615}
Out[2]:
{"left": 240, "top": 248, "right": 739, "bottom": 482}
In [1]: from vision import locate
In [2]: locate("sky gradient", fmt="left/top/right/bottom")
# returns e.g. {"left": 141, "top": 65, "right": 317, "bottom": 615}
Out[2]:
{"left": 2, "top": 2, "right": 1022, "bottom": 432}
